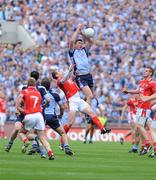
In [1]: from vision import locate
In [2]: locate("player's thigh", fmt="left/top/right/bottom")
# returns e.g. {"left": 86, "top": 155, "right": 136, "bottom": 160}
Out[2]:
{"left": 46, "top": 118, "right": 60, "bottom": 131}
{"left": 81, "top": 86, "right": 93, "bottom": 100}
{"left": 35, "top": 113, "right": 45, "bottom": 131}
{"left": 78, "top": 98, "right": 90, "bottom": 112}
{"left": 14, "top": 121, "right": 23, "bottom": 131}
{"left": 80, "top": 101, "right": 94, "bottom": 116}
{"left": 23, "top": 114, "right": 36, "bottom": 131}
{"left": 68, "top": 99, "right": 79, "bottom": 112}
{"left": 55, "top": 125, "right": 65, "bottom": 136}
{"left": 0, "top": 113, "right": 6, "bottom": 126}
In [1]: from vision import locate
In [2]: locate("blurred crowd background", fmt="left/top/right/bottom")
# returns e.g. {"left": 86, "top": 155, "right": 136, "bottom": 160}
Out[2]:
{"left": 0, "top": 0, "right": 156, "bottom": 126}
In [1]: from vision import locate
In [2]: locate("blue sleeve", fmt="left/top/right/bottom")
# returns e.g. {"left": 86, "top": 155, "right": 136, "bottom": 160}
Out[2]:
{"left": 37, "top": 86, "right": 47, "bottom": 98}
{"left": 68, "top": 49, "right": 74, "bottom": 58}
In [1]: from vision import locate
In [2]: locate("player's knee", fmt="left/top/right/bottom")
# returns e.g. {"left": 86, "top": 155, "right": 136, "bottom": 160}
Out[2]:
{"left": 15, "top": 122, "right": 23, "bottom": 130}
{"left": 86, "top": 94, "right": 93, "bottom": 101}
{"left": 68, "top": 123, "right": 73, "bottom": 128}
{"left": 59, "top": 130, "right": 66, "bottom": 136}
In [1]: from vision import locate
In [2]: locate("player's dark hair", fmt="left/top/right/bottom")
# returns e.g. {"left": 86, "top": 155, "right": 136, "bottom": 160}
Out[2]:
{"left": 51, "top": 70, "right": 58, "bottom": 79}
{"left": 75, "top": 39, "right": 83, "bottom": 44}
{"left": 30, "top": 71, "right": 39, "bottom": 81}
{"left": 41, "top": 77, "right": 50, "bottom": 90}
{"left": 146, "top": 67, "right": 154, "bottom": 76}
{"left": 27, "top": 77, "right": 36, "bottom": 86}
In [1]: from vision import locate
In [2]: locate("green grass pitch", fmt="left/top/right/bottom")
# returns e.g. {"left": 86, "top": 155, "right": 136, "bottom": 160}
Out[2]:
{"left": 0, "top": 140, "right": 156, "bottom": 180}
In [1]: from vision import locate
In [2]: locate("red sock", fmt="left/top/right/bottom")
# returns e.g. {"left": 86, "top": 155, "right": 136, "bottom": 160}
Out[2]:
{"left": 1, "top": 131, "right": 6, "bottom": 138}
{"left": 144, "top": 140, "right": 150, "bottom": 148}
{"left": 48, "top": 150, "right": 53, "bottom": 157}
{"left": 141, "top": 143, "right": 145, "bottom": 150}
{"left": 91, "top": 116, "right": 103, "bottom": 130}
{"left": 59, "top": 136, "right": 63, "bottom": 145}
{"left": 153, "top": 142, "right": 156, "bottom": 151}
{"left": 63, "top": 124, "right": 70, "bottom": 133}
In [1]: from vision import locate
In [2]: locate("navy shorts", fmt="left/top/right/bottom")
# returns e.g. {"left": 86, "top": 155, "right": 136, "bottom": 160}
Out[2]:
{"left": 16, "top": 114, "right": 25, "bottom": 123}
{"left": 44, "top": 114, "right": 60, "bottom": 130}
{"left": 76, "top": 73, "right": 94, "bottom": 89}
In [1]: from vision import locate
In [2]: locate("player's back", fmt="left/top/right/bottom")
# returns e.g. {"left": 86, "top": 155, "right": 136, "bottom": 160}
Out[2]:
{"left": 43, "top": 90, "right": 60, "bottom": 116}
{"left": 22, "top": 87, "right": 42, "bottom": 114}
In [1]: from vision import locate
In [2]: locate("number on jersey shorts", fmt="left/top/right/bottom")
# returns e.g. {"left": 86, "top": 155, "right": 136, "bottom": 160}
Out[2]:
{"left": 135, "top": 108, "right": 151, "bottom": 126}
{"left": 23, "top": 112, "right": 45, "bottom": 131}
{"left": 68, "top": 92, "right": 89, "bottom": 112}
{"left": 0, "top": 112, "right": 7, "bottom": 126}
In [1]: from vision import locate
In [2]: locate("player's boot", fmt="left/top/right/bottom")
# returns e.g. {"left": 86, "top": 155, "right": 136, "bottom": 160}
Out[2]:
{"left": 27, "top": 148, "right": 36, "bottom": 155}
{"left": 64, "top": 145, "right": 73, "bottom": 156}
{"left": 48, "top": 152, "right": 54, "bottom": 160}
{"left": 120, "top": 137, "right": 124, "bottom": 144}
{"left": 89, "top": 140, "right": 93, "bottom": 144}
{"left": 21, "top": 142, "right": 30, "bottom": 153}
{"left": 49, "top": 155, "right": 54, "bottom": 160}
{"left": 148, "top": 150, "right": 156, "bottom": 158}
{"left": 101, "top": 127, "right": 111, "bottom": 134}
{"left": 5, "top": 141, "right": 13, "bottom": 152}
{"left": 139, "top": 146, "right": 152, "bottom": 156}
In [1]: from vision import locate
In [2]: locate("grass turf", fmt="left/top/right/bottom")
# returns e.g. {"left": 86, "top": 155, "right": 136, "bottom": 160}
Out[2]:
{"left": 0, "top": 140, "right": 156, "bottom": 180}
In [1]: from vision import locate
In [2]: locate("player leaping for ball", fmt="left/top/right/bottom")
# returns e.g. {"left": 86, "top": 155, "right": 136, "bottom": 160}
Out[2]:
{"left": 51, "top": 64, "right": 111, "bottom": 147}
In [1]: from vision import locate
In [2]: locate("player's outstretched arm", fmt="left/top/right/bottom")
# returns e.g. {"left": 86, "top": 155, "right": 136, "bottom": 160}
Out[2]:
{"left": 140, "top": 94, "right": 156, "bottom": 102}
{"left": 81, "top": 31, "right": 93, "bottom": 49}
{"left": 60, "top": 64, "right": 75, "bottom": 84}
{"left": 68, "top": 24, "right": 83, "bottom": 49}
{"left": 122, "top": 87, "right": 140, "bottom": 94}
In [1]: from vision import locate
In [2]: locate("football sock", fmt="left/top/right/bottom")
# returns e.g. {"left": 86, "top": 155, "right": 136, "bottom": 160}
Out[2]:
{"left": 91, "top": 116, "right": 103, "bottom": 130}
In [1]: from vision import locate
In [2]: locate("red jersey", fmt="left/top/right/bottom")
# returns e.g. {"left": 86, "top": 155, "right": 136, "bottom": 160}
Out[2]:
{"left": 20, "top": 86, "right": 42, "bottom": 114}
{"left": 138, "top": 78, "right": 156, "bottom": 109}
{"left": 57, "top": 77, "right": 79, "bottom": 100}
{"left": 0, "top": 98, "right": 6, "bottom": 113}
{"left": 127, "top": 98, "right": 137, "bottom": 114}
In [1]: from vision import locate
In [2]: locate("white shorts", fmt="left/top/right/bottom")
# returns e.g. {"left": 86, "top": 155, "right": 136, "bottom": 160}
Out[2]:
{"left": 23, "top": 112, "right": 45, "bottom": 131}
{"left": 135, "top": 108, "right": 151, "bottom": 126}
{"left": 68, "top": 92, "right": 89, "bottom": 112}
{"left": 150, "top": 121, "right": 156, "bottom": 129}
{"left": 0, "top": 112, "right": 7, "bottom": 126}
{"left": 127, "top": 112, "right": 136, "bottom": 124}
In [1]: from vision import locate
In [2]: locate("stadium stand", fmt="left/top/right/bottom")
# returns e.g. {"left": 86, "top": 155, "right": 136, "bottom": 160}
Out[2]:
{"left": 0, "top": 0, "right": 156, "bottom": 127}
